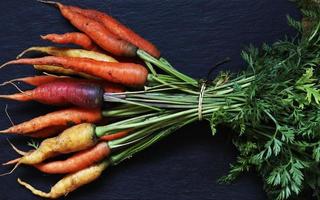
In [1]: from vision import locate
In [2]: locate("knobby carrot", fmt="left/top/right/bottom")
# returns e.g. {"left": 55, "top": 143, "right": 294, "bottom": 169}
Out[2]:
{"left": 69, "top": 5, "right": 161, "bottom": 58}
{"left": 54, "top": 2, "right": 137, "bottom": 57}
{"left": 34, "top": 142, "right": 110, "bottom": 174}
{"left": 18, "top": 161, "right": 109, "bottom": 199}
{"left": 0, "top": 107, "right": 102, "bottom": 135}
{"left": 12, "top": 123, "right": 98, "bottom": 165}
{"left": 2, "top": 56, "right": 148, "bottom": 87}
{"left": 41, "top": 32, "right": 98, "bottom": 51}
{"left": 0, "top": 79, "right": 104, "bottom": 108}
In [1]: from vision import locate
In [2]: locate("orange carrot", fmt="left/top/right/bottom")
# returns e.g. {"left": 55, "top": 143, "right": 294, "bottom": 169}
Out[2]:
{"left": 2, "top": 56, "right": 148, "bottom": 87}
{"left": 34, "top": 142, "right": 110, "bottom": 174}
{"left": 100, "top": 130, "right": 129, "bottom": 141}
{"left": 41, "top": 32, "right": 99, "bottom": 51}
{"left": 69, "top": 5, "right": 161, "bottom": 58}
{"left": 0, "top": 79, "right": 104, "bottom": 108}
{"left": 51, "top": 2, "right": 137, "bottom": 57}
{"left": 0, "top": 107, "right": 102, "bottom": 135}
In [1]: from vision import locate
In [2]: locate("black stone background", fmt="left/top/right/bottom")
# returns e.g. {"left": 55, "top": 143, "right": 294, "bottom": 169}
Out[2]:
{"left": 0, "top": 1, "right": 301, "bottom": 199}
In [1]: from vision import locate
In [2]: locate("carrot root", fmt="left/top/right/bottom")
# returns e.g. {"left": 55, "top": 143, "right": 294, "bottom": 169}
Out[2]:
{"left": 0, "top": 163, "right": 20, "bottom": 176}
{"left": 18, "top": 161, "right": 108, "bottom": 198}
{"left": 7, "top": 139, "right": 28, "bottom": 156}
{"left": 18, "top": 178, "right": 51, "bottom": 198}
{"left": 2, "top": 158, "right": 21, "bottom": 166}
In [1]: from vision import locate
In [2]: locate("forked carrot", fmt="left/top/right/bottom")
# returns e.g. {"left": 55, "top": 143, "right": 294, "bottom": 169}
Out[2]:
{"left": 68, "top": 5, "right": 161, "bottom": 58}
{"left": 53, "top": 2, "right": 137, "bottom": 57}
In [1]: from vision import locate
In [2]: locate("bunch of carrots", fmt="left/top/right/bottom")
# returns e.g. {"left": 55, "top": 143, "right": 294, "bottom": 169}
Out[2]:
{"left": 3, "top": 1, "right": 319, "bottom": 199}
{"left": 0, "top": 1, "right": 163, "bottom": 198}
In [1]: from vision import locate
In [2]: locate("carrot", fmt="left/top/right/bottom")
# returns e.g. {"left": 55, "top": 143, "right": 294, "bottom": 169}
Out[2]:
{"left": 50, "top": 2, "right": 137, "bottom": 57}
{"left": 34, "top": 65, "right": 97, "bottom": 79}
{"left": 18, "top": 160, "right": 109, "bottom": 198}
{"left": 1, "top": 75, "right": 124, "bottom": 92}
{"left": 33, "top": 130, "right": 131, "bottom": 174}
{"left": 18, "top": 46, "right": 118, "bottom": 79}
{"left": 41, "top": 32, "right": 98, "bottom": 51}
{"left": 68, "top": 5, "right": 161, "bottom": 58}
{"left": 17, "top": 46, "right": 118, "bottom": 62}
{"left": 34, "top": 142, "right": 110, "bottom": 174}
{"left": 100, "top": 130, "right": 129, "bottom": 141}
{"left": 2, "top": 56, "right": 148, "bottom": 87}
{"left": 12, "top": 123, "right": 98, "bottom": 165}
{"left": 0, "top": 79, "right": 104, "bottom": 108}
{"left": 0, "top": 107, "right": 102, "bottom": 135}
{"left": 5, "top": 75, "right": 60, "bottom": 86}
{"left": 29, "top": 125, "right": 67, "bottom": 138}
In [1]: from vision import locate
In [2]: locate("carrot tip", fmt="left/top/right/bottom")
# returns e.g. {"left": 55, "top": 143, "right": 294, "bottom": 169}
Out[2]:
{"left": 2, "top": 157, "right": 20, "bottom": 166}
{"left": 0, "top": 163, "right": 20, "bottom": 176}
{"left": 0, "top": 80, "right": 13, "bottom": 87}
{"left": 37, "top": 0, "right": 58, "bottom": 5}
{"left": 0, "top": 61, "right": 11, "bottom": 69}
{"left": 16, "top": 47, "right": 35, "bottom": 59}
{"left": 7, "top": 139, "right": 27, "bottom": 156}
{"left": 18, "top": 178, "right": 51, "bottom": 198}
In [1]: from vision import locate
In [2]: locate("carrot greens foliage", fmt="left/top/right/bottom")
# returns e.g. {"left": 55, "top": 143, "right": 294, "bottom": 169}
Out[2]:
{"left": 99, "top": 2, "right": 320, "bottom": 199}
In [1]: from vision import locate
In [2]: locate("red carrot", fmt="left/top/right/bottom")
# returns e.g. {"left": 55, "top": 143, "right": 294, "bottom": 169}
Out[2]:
{"left": 34, "top": 142, "right": 110, "bottom": 174}
{"left": 2, "top": 56, "right": 148, "bottom": 87}
{"left": 41, "top": 32, "right": 99, "bottom": 51}
{"left": 51, "top": 2, "right": 137, "bottom": 57}
{"left": 68, "top": 5, "right": 161, "bottom": 58}
{"left": 0, "top": 107, "right": 102, "bottom": 135}
{"left": 0, "top": 79, "right": 104, "bottom": 108}
{"left": 1, "top": 75, "right": 125, "bottom": 92}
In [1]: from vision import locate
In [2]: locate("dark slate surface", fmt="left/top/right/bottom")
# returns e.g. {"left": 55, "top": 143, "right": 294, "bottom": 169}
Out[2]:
{"left": 0, "top": 1, "right": 300, "bottom": 199}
